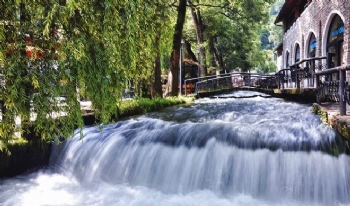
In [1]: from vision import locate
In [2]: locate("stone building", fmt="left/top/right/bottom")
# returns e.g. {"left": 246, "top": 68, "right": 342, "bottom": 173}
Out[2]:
{"left": 275, "top": 0, "right": 349, "bottom": 74}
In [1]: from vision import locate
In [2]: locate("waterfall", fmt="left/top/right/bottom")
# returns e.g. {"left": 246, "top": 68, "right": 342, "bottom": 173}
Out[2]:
{"left": 2, "top": 91, "right": 350, "bottom": 206}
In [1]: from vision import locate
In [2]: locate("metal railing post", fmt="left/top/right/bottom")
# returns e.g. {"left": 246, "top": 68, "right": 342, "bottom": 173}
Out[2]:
{"left": 339, "top": 69, "right": 346, "bottom": 115}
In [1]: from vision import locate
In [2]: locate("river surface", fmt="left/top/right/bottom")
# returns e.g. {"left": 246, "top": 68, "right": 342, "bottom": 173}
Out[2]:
{"left": 1, "top": 91, "right": 350, "bottom": 206}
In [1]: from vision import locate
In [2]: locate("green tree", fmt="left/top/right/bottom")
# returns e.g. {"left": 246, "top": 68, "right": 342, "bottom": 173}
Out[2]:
{"left": 0, "top": 0, "right": 174, "bottom": 145}
{"left": 253, "top": 0, "right": 283, "bottom": 74}
{"left": 182, "top": 0, "right": 274, "bottom": 74}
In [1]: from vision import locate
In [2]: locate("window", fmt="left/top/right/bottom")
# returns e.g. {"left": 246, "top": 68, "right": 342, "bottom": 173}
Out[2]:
{"left": 327, "top": 14, "right": 344, "bottom": 68}
{"left": 308, "top": 33, "right": 316, "bottom": 58}
{"left": 295, "top": 44, "right": 300, "bottom": 63}
{"left": 285, "top": 51, "right": 290, "bottom": 68}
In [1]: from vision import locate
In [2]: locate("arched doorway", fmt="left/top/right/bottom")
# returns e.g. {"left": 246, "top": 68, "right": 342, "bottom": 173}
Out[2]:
{"left": 327, "top": 14, "right": 344, "bottom": 68}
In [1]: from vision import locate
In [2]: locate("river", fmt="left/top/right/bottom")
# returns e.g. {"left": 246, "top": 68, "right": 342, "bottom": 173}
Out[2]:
{"left": 1, "top": 91, "right": 350, "bottom": 206}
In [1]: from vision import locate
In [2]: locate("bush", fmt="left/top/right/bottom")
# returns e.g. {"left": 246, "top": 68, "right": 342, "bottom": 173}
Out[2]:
{"left": 118, "top": 97, "right": 192, "bottom": 118}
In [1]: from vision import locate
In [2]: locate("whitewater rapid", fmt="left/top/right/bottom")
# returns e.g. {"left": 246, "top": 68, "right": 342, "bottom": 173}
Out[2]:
{"left": 1, "top": 91, "right": 349, "bottom": 206}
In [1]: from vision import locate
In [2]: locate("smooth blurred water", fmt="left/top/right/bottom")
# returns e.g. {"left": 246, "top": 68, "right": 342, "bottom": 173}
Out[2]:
{"left": 1, "top": 91, "right": 350, "bottom": 206}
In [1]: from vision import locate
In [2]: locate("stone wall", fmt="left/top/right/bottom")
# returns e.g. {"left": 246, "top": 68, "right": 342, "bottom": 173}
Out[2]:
{"left": 281, "top": 0, "right": 350, "bottom": 69}
{"left": 0, "top": 114, "right": 96, "bottom": 177}
{"left": 0, "top": 139, "right": 51, "bottom": 177}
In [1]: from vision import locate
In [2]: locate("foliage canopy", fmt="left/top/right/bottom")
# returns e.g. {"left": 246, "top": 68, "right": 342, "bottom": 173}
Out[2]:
{"left": 0, "top": 0, "right": 174, "bottom": 145}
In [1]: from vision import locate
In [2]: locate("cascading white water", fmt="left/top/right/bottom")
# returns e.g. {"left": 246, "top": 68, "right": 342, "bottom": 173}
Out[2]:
{"left": 1, "top": 91, "right": 350, "bottom": 206}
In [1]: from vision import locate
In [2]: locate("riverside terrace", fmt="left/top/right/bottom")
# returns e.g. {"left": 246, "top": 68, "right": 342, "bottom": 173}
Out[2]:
{"left": 183, "top": 56, "right": 350, "bottom": 140}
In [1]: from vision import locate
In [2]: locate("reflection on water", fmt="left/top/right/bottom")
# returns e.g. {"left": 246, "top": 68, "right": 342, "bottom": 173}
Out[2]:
{"left": 1, "top": 91, "right": 350, "bottom": 206}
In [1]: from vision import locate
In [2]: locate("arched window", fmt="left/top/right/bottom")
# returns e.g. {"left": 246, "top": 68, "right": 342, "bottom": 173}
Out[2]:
{"left": 327, "top": 14, "right": 344, "bottom": 68}
{"left": 295, "top": 44, "right": 300, "bottom": 63}
{"left": 308, "top": 33, "right": 317, "bottom": 58}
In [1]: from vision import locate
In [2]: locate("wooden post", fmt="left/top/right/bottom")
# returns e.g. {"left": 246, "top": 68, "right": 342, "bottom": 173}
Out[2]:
{"left": 339, "top": 69, "right": 346, "bottom": 115}
{"left": 296, "top": 65, "right": 300, "bottom": 89}
{"left": 282, "top": 71, "right": 285, "bottom": 89}
{"left": 315, "top": 74, "right": 320, "bottom": 88}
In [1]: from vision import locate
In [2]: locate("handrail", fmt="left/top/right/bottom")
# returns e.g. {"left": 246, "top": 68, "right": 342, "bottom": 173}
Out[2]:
{"left": 315, "top": 64, "right": 350, "bottom": 75}
{"left": 288, "top": 56, "right": 327, "bottom": 68}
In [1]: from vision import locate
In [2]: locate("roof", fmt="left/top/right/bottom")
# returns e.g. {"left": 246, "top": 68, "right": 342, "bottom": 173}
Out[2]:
{"left": 274, "top": 0, "right": 297, "bottom": 24}
{"left": 274, "top": 43, "right": 283, "bottom": 51}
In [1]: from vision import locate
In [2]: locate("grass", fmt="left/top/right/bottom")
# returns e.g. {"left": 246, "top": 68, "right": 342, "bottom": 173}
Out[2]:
{"left": 118, "top": 96, "right": 194, "bottom": 118}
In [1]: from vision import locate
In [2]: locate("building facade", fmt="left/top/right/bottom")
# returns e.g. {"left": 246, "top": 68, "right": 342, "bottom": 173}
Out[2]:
{"left": 275, "top": 0, "right": 350, "bottom": 73}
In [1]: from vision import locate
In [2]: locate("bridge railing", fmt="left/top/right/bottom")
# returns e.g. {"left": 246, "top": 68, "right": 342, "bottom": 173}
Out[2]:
{"left": 276, "top": 56, "right": 350, "bottom": 116}
{"left": 275, "top": 57, "right": 327, "bottom": 89}
{"left": 184, "top": 73, "right": 232, "bottom": 96}
{"left": 315, "top": 64, "right": 350, "bottom": 115}
{"left": 184, "top": 72, "right": 277, "bottom": 96}
{"left": 195, "top": 75, "right": 232, "bottom": 94}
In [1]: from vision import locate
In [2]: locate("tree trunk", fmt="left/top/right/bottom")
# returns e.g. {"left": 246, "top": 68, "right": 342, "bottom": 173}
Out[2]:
{"left": 190, "top": 3, "right": 207, "bottom": 76}
{"left": 184, "top": 40, "right": 197, "bottom": 62}
{"left": 152, "top": 10, "right": 164, "bottom": 98}
{"left": 153, "top": 54, "right": 162, "bottom": 98}
{"left": 168, "top": 0, "right": 187, "bottom": 96}
{"left": 208, "top": 37, "right": 218, "bottom": 68}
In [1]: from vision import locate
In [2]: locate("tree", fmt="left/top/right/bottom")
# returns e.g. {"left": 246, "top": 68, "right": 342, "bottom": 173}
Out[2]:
{"left": 168, "top": 0, "right": 187, "bottom": 96}
{"left": 0, "top": 0, "right": 174, "bottom": 145}
{"left": 181, "top": 0, "right": 274, "bottom": 74}
{"left": 189, "top": 0, "right": 207, "bottom": 76}
{"left": 253, "top": 0, "right": 284, "bottom": 74}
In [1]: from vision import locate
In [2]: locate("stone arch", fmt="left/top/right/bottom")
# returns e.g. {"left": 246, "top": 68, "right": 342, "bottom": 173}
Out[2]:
{"left": 285, "top": 50, "right": 290, "bottom": 68}
{"left": 322, "top": 11, "right": 346, "bottom": 65}
{"left": 293, "top": 42, "right": 301, "bottom": 63}
{"left": 305, "top": 30, "right": 317, "bottom": 58}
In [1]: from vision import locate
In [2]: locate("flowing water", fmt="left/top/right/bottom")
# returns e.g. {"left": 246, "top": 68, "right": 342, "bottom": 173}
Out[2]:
{"left": 1, "top": 91, "right": 350, "bottom": 206}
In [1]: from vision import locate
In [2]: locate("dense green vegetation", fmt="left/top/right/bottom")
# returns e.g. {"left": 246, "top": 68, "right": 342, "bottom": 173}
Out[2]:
{"left": 0, "top": 96, "right": 192, "bottom": 152}
{"left": 255, "top": 0, "right": 284, "bottom": 74}
{"left": 0, "top": 0, "right": 279, "bottom": 148}
{"left": 118, "top": 97, "right": 192, "bottom": 118}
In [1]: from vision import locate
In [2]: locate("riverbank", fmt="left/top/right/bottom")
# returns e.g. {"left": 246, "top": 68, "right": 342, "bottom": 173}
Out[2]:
{"left": 312, "top": 103, "right": 350, "bottom": 142}
{"left": 0, "top": 97, "right": 194, "bottom": 177}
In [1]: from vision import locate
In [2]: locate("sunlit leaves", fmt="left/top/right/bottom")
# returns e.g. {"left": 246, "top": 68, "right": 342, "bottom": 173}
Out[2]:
{"left": 183, "top": 0, "right": 273, "bottom": 72}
